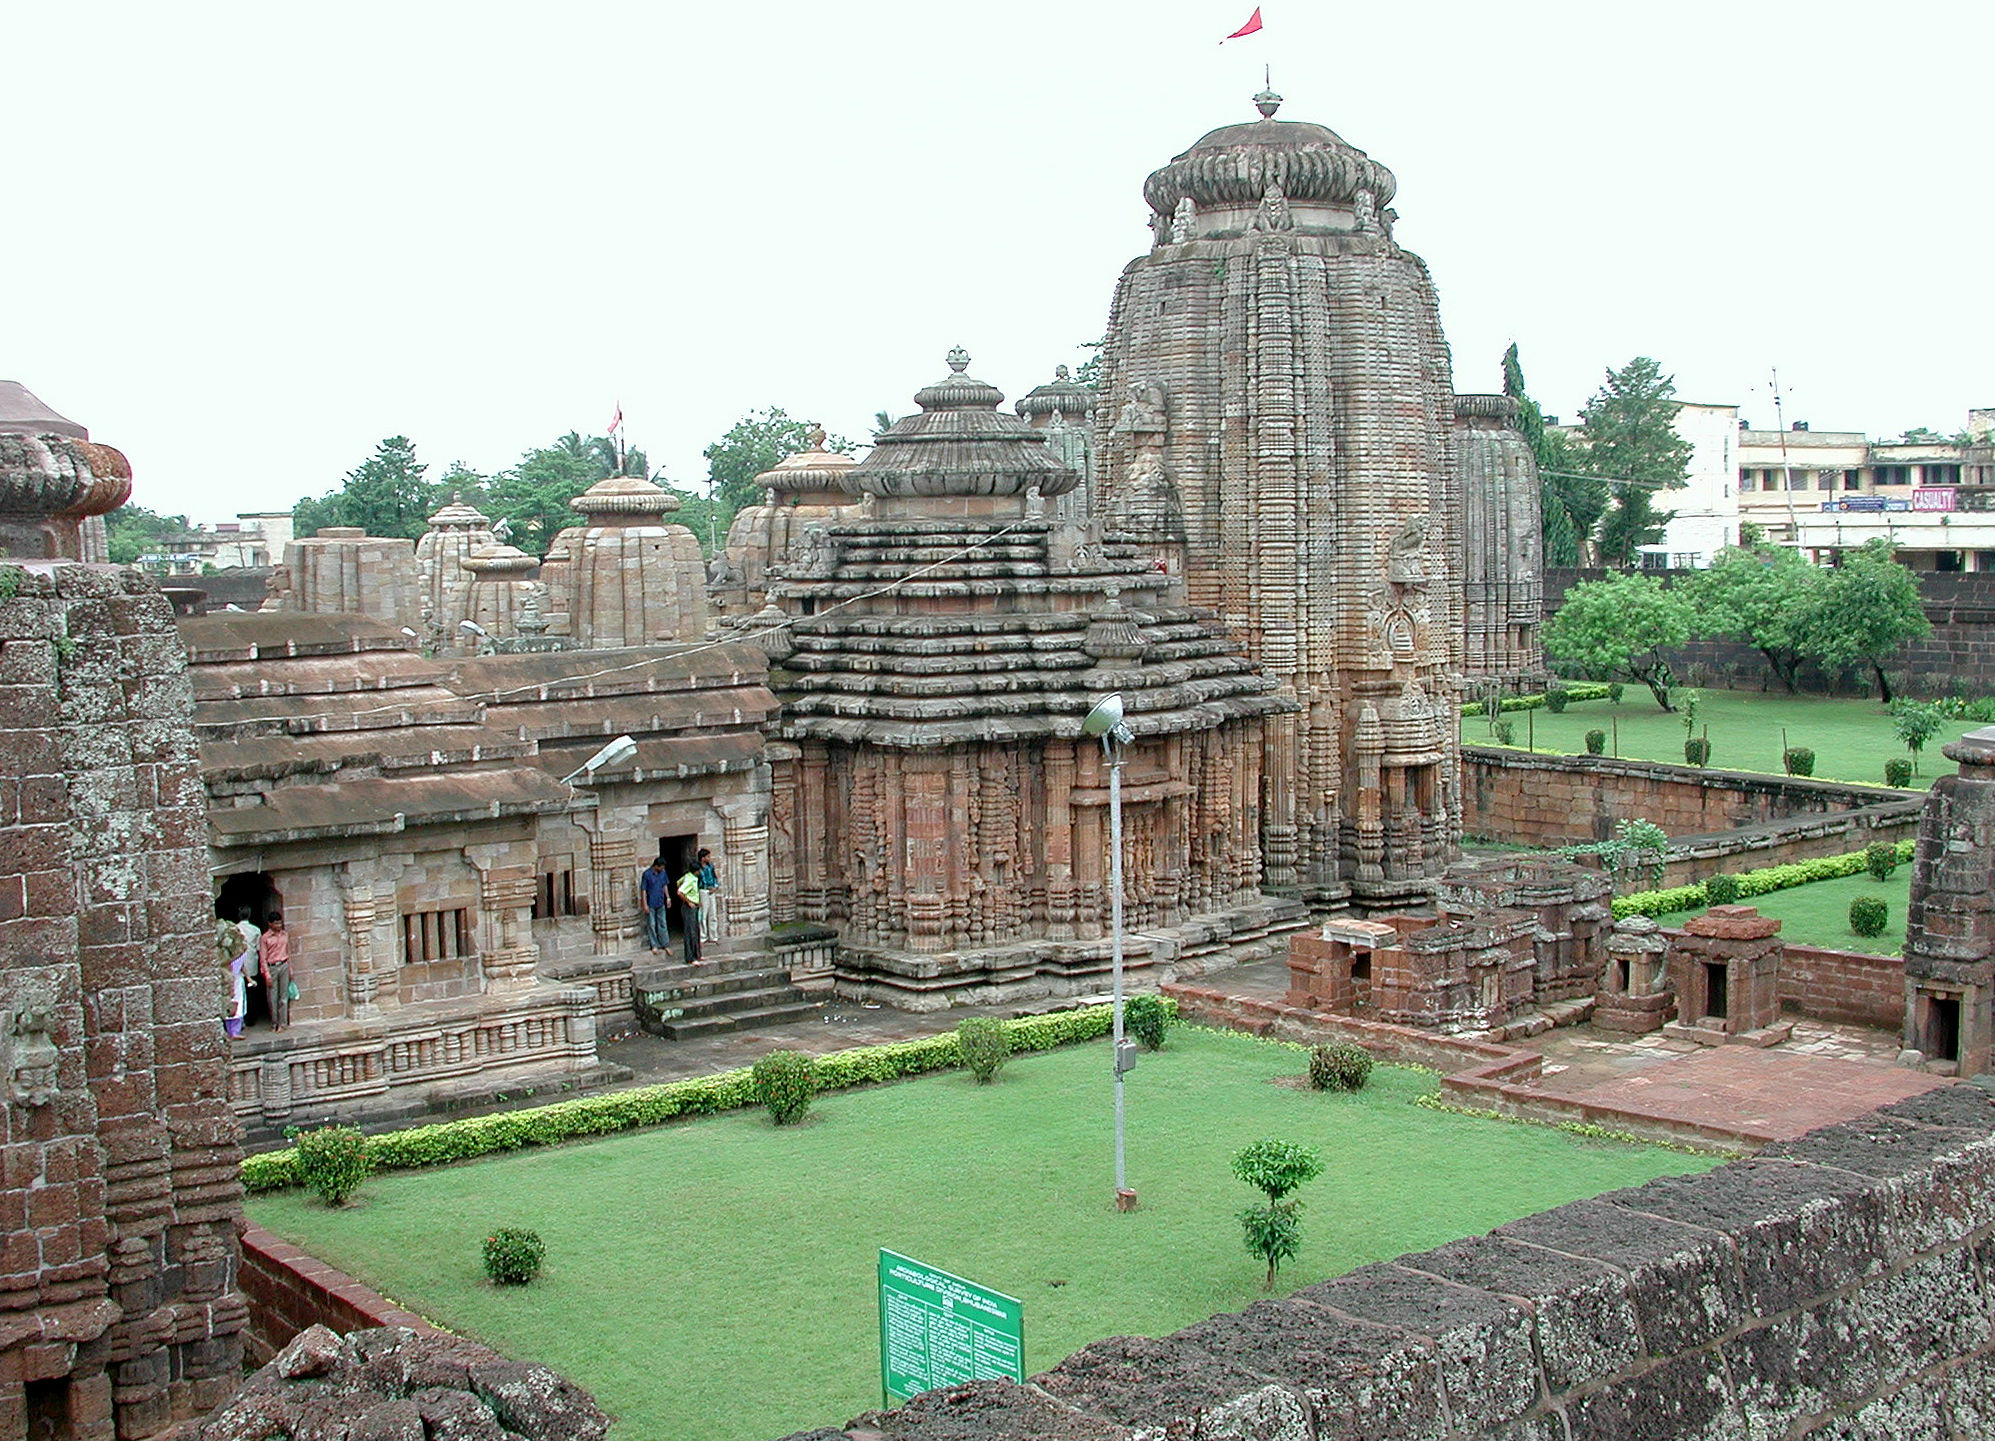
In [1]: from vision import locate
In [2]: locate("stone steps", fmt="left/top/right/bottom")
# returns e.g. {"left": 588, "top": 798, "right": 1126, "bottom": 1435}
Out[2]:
{"left": 630, "top": 958, "right": 822, "bottom": 1040}
{"left": 654, "top": 996, "right": 827, "bottom": 1041}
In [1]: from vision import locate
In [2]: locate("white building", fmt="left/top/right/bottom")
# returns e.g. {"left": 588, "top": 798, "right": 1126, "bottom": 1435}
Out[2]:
{"left": 1644, "top": 402, "right": 1741, "bottom": 568}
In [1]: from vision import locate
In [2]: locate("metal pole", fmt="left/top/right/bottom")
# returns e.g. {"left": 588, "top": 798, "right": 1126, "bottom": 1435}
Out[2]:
{"left": 1108, "top": 736, "right": 1126, "bottom": 1199}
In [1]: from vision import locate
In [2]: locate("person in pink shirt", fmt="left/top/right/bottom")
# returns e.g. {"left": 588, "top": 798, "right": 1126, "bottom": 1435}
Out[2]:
{"left": 259, "top": 915, "right": 294, "bottom": 1031}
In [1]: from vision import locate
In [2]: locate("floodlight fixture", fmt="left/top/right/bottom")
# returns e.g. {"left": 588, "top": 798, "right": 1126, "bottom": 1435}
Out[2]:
{"left": 460, "top": 620, "right": 488, "bottom": 636}
{"left": 559, "top": 734, "right": 638, "bottom": 786}
{"left": 1084, "top": 691, "right": 1138, "bottom": 1212}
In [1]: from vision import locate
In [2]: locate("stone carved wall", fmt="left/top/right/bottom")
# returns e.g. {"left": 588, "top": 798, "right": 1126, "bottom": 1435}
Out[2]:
{"left": 1903, "top": 726, "right": 1995, "bottom": 1074}
{"left": 263, "top": 529, "right": 422, "bottom": 633}
{"left": 1451, "top": 393, "right": 1544, "bottom": 685}
{"left": 0, "top": 566, "right": 244, "bottom": 1440}
{"left": 778, "top": 1085, "right": 1995, "bottom": 1441}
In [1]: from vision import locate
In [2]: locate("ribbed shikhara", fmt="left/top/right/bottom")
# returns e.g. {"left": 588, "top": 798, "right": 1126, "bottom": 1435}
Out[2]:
{"left": 1096, "top": 100, "right": 1541, "bottom": 907}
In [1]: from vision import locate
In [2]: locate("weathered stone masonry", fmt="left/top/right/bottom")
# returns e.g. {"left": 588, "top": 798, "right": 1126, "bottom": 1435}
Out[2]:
{"left": 783, "top": 1083, "right": 1995, "bottom": 1440}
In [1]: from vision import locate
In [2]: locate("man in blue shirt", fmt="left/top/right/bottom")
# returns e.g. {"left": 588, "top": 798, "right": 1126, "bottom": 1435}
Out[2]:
{"left": 639, "top": 857, "right": 672, "bottom": 954}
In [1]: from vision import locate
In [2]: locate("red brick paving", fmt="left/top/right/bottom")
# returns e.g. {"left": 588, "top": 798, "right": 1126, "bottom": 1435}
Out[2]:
{"left": 1544, "top": 1045, "right": 1949, "bottom": 1142}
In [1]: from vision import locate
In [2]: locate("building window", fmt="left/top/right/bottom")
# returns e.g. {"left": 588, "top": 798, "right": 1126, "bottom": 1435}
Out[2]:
{"left": 533, "top": 870, "right": 582, "bottom": 919}
{"left": 1875, "top": 465, "right": 1911, "bottom": 486}
{"left": 1787, "top": 472, "right": 1810, "bottom": 490}
{"left": 1924, "top": 464, "right": 1962, "bottom": 486}
{"left": 403, "top": 907, "right": 474, "bottom": 964}
{"left": 1739, "top": 471, "right": 1755, "bottom": 491}
{"left": 1843, "top": 471, "right": 1862, "bottom": 490}
{"left": 1816, "top": 473, "right": 1835, "bottom": 490}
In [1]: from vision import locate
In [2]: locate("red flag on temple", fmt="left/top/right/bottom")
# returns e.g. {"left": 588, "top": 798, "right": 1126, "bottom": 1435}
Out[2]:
{"left": 1223, "top": 7, "right": 1263, "bottom": 40}
{"left": 607, "top": 403, "right": 623, "bottom": 436}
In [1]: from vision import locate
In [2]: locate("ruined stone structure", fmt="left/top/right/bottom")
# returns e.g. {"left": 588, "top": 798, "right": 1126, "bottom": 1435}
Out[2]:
{"left": 413, "top": 495, "right": 496, "bottom": 652}
{"left": 558, "top": 475, "right": 708, "bottom": 649}
{"left": 1664, "top": 905, "right": 1792, "bottom": 1047}
{"left": 745, "top": 350, "right": 1302, "bottom": 1008}
{"left": 1451, "top": 394, "right": 1544, "bottom": 685}
{"left": 461, "top": 541, "right": 541, "bottom": 641}
{"left": 0, "top": 396, "right": 246, "bottom": 1439}
{"left": 1286, "top": 856, "right": 1606, "bottom": 1034}
{"left": 1095, "top": 91, "right": 1545, "bottom": 910}
{"left": 262, "top": 527, "right": 422, "bottom": 634}
{"left": 1902, "top": 725, "right": 1995, "bottom": 1074}
{"left": 1595, "top": 914, "right": 1673, "bottom": 1033}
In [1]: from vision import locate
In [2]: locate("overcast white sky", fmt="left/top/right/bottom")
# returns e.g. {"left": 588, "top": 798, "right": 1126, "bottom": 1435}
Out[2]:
{"left": 8, "top": 1, "right": 1990, "bottom": 526}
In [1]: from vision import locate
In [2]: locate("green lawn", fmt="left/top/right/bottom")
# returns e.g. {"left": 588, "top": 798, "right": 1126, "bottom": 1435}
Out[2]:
{"left": 1656, "top": 868, "right": 1911, "bottom": 956}
{"left": 1467, "top": 690, "right": 1974, "bottom": 790}
{"left": 249, "top": 1028, "right": 1716, "bottom": 1441}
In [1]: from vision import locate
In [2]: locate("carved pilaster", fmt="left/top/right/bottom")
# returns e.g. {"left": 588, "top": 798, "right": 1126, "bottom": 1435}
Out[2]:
{"left": 718, "top": 805, "right": 771, "bottom": 936}
{"left": 336, "top": 870, "right": 380, "bottom": 1017}
{"left": 588, "top": 835, "right": 638, "bottom": 955}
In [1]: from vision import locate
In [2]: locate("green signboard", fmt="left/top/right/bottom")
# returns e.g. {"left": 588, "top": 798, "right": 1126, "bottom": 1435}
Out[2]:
{"left": 877, "top": 1249, "right": 1024, "bottom": 1406}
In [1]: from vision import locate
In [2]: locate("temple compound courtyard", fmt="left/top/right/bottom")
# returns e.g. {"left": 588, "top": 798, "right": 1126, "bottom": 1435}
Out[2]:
{"left": 6, "top": 92, "right": 1995, "bottom": 1441}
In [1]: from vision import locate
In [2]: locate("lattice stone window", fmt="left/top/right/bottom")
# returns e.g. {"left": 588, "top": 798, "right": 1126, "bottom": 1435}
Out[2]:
{"left": 402, "top": 907, "right": 474, "bottom": 965}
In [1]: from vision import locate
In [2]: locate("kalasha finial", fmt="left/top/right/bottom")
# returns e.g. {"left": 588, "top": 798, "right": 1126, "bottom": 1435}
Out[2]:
{"left": 946, "top": 346, "right": 971, "bottom": 373}
{"left": 1055, "top": 364, "right": 1071, "bottom": 381}
{"left": 1254, "top": 85, "right": 1282, "bottom": 120}
{"left": 806, "top": 423, "right": 827, "bottom": 451}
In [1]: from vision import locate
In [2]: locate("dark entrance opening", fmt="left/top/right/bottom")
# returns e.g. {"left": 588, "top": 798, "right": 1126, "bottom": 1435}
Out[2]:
{"left": 1929, "top": 994, "right": 1961, "bottom": 1063}
{"left": 216, "top": 873, "right": 284, "bottom": 1029}
{"left": 26, "top": 1378, "right": 74, "bottom": 1440}
{"left": 657, "top": 835, "right": 700, "bottom": 940}
{"left": 1703, "top": 962, "right": 1728, "bottom": 1021}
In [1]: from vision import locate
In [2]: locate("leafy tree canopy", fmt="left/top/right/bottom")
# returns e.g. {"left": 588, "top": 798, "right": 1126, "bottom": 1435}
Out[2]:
{"left": 1682, "top": 542, "right": 1825, "bottom": 692}
{"left": 291, "top": 436, "right": 432, "bottom": 542}
{"left": 105, "top": 503, "right": 192, "bottom": 565}
{"left": 704, "top": 409, "right": 853, "bottom": 518}
{"left": 1577, "top": 357, "right": 1692, "bottom": 568}
{"left": 1502, "top": 343, "right": 1595, "bottom": 567}
{"left": 1543, "top": 570, "right": 1695, "bottom": 709}
{"left": 1800, "top": 539, "right": 1931, "bottom": 702}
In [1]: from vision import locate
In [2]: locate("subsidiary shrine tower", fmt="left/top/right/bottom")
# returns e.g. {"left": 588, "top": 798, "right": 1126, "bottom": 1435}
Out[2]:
{"left": 1095, "top": 91, "right": 1541, "bottom": 909}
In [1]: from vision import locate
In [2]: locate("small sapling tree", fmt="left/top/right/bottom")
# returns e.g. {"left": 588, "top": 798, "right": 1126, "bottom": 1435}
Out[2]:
{"left": 1231, "top": 1138, "right": 1324, "bottom": 1288}
{"left": 1890, "top": 700, "right": 1944, "bottom": 776}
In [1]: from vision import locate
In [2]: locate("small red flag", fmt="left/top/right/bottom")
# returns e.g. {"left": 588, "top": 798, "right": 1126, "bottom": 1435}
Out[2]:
{"left": 1223, "top": 7, "right": 1263, "bottom": 40}
{"left": 608, "top": 403, "right": 623, "bottom": 436}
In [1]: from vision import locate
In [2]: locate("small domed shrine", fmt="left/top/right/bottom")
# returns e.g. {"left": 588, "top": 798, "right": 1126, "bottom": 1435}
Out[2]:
{"left": 710, "top": 426, "right": 858, "bottom": 619}
{"left": 415, "top": 494, "right": 496, "bottom": 651}
{"left": 560, "top": 473, "right": 708, "bottom": 648}
{"left": 759, "top": 349, "right": 1301, "bottom": 1007}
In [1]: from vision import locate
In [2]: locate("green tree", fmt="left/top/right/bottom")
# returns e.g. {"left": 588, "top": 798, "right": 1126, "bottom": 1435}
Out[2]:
{"left": 291, "top": 436, "right": 434, "bottom": 541}
{"left": 104, "top": 503, "right": 190, "bottom": 565}
{"left": 486, "top": 432, "right": 612, "bottom": 557}
{"left": 1503, "top": 343, "right": 1596, "bottom": 567}
{"left": 1799, "top": 539, "right": 1931, "bottom": 703}
{"left": 1890, "top": 699, "right": 1944, "bottom": 775}
{"left": 703, "top": 409, "right": 851, "bottom": 518}
{"left": 1543, "top": 570, "right": 1695, "bottom": 710}
{"left": 1576, "top": 357, "right": 1692, "bottom": 568}
{"left": 1231, "top": 1139, "right": 1324, "bottom": 1289}
{"left": 1682, "top": 542, "right": 1826, "bottom": 692}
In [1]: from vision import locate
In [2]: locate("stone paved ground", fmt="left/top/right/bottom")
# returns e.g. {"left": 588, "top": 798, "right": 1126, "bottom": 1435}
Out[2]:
{"left": 590, "top": 951, "right": 1944, "bottom": 1145}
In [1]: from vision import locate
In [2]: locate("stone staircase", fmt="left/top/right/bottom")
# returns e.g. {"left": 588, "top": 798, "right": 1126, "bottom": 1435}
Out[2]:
{"left": 629, "top": 950, "right": 823, "bottom": 1040}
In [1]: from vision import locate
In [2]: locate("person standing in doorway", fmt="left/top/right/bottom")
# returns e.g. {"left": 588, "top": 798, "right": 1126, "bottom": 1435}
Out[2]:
{"left": 236, "top": 908, "right": 264, "bottom": 1027}
{"left": 640, "top": 857, "right": 672, "bottom": 954}
{"left": 676, "top": 863, "right": 703, "bottom": 965}
{"left": 260, "top": 915, "right": 293, "bottom": 1032}
{"left": 697, "top": 848, "right": 720, "bottom": 944}
{"left": 217, "top": 915, "right": 249, "bottom": 1039}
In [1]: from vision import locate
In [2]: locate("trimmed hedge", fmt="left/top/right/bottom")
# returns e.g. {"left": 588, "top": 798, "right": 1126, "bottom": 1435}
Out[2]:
{"left": 1612, "top": 839, "right": 1916, "bottom": 920}
{"left": 1462, "top": 682, "right": 1612, "bottom": 718}
{"left": 241, "top": 999, "right": 1168, "bottom": 1193}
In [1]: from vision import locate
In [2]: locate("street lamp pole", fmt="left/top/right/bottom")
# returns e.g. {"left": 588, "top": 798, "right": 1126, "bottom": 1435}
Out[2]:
{"left": 1083, "top": 692, "right": 1138, "bottom": 1211}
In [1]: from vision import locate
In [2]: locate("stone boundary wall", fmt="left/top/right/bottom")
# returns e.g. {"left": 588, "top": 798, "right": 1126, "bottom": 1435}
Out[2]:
{"left": 1546, "top": 566, "right": 1995, "bottom": 700}
{"left": 1778, "top": 943, "right": 1905, "bottom": 1031}
{"left": 236, "top": 1222, "right": 435, "bottom": 1365}
{"left": 786, "top": 1084, "right": 1995, "bottom": 1441}
{"left": 1463, "top": 747, "right": 1921, "bottom": 883}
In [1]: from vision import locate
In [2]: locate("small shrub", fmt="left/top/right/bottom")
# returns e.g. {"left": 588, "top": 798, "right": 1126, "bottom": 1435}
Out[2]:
{"left": 956, "top": 1017, "right": 1010, "bottom": 1083}
{"left": 1231, "top": 1137, "right": 1324, "bottom": 1203}
{"left": 1783, "top": 746, "right": 1815, "bottom": 777}
{"left": 1239, "top": 1199, "right": 1303, "bottom": 1289}
{"left": 1885, "top": 758, "right": 1914, "bottom": 788}
{"left": 1608, "top": 682, "right": 1624, "bottom": 704}
{"left": 1307, "top": 1042, "right": 1373, "bottom": 1092}
{"left": 1493, "top": 719, "right": 1515, "bottom": 746}
{"left": 1684, "top": 737, "right": 1711, "bottom": 767}
{"left": 751, "top": 1049, "right": 817, "bottom": 1125}
{"left": 292, "top": 1123, "right": 370, "bottom": 1207}
{"left": 1584, "top": 729, "right": 1607, "bottom": 756}
{"left": 1849, "top": 896, "right": 1890, "bottom": 939}
{"left": 1703, "top": 872, "right": 1741, "bottom": 906}
{"left": 481, "top": 1227, "right": 545, "bottom": 1285}
{"left": 1545, "top": 688, "right": 1569, "bottom": 713}
{"left": 1864, "top": 840, "right": 1900, "bottom": 883}
{"left": 1124, "top": 994, "right": 1170, "bottom": 1051}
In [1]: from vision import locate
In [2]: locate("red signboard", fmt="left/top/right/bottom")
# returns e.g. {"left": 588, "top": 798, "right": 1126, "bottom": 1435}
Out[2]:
{"left": 1913, "top": 488, "right": 1958, "bottom": 512}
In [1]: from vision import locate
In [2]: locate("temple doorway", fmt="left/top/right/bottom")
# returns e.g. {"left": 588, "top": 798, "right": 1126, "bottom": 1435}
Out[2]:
{"left": 217, "top": 873, "right": 284, "bottom": 1029}
{"left": 656, "top": 835, "right": 700, "bottom": 941}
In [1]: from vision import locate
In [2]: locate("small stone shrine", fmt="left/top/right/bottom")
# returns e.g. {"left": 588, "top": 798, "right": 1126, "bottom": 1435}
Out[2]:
{"left": 709, "top": 427, "right": 859, "bottom": 620}
{"left": 1594, "top": 914, "right": 1673, "bottom": 1033}
{"left": 414, "top": 495, "right": 496, "bottom": 651}
{"left": 1433, "top": 855, "right": 1610, "bottom": 1003}
{"left": 1450, "top": 394, "right": 1544, "bottom": 686}
{"left": 559, "top": 474, "right": 709, "bottom": 649}
{"left": 0, "top": 386, "right": 247, "bottom": 1439}
{"left": 1663, "top": 905, "right": 1792, "bottom": 1047}
{"left": 1901, "top": 726, "right": 1995, "bottom": 1075}
{"left": 262, "top": 527, "right": 422, "bottom": 634}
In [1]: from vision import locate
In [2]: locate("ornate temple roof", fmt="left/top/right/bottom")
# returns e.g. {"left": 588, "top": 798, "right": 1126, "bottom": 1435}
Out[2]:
{"left": 426, "top": 494, "right": 492, "bottom": 529}
{"left": 1015, "top": 365, "right": 1096, "bottom": 424}
{"left": 754, "top": 426, "right": 858, "bottom": 501}
{"left": 1453, "top": 394, "right": 1523, "bottom": 425}
{"left": 462, "top": 541, "right": 536, "bottom": 576}
{"left": 571, "top": 473, "right": 681, "bottom": 519}
{"left": 0, "top": 381, "right": 131, "bottom": 556}
{"left": 0, "top": 380, "right": 89, "bottom": 439}
{"left": 845, "top": 349, "right": 1078, "bottom": 499}
{"left": 1142, "top": 91, "right": 1397, "bottom": 219}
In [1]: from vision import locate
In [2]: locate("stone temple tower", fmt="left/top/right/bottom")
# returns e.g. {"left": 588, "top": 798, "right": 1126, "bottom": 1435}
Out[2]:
{"left": 1096, "top": 90, "right": 1463, "bottom": 908}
